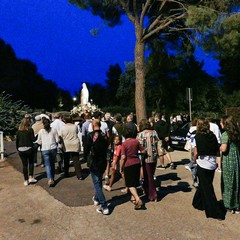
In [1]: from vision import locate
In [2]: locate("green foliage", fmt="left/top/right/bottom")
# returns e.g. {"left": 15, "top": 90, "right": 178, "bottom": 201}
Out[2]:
{"left": 105, "top": 64, "right": 122, "bottom": 106}
{"left": 186, "top": 6, "right": 218, "bottom": 31}
{"left": 224, "top": 90, "right": 240, "bottom": 107}
{"left": 186, "top": 2, "right": 240, "bottom": 58}
{"left": 0, "top": 92, "right": 31, "bottom": 135}
{"left": 101, "top": 106, "right": 134, "bottom": 116}
{"left": 215, "top": 13, "right": 240, "bottom": 57}
{"left": 0, "top": 38, "right": 73, "bottom": 111}
{"left": 116, "top": 62, "right": 135, "bottom": 108}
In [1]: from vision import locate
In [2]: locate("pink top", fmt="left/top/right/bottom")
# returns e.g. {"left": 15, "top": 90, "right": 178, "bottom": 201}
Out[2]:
{"left": 121, "top": 138, "right": 144, "bottom": 167}
{"left": 113, "top": 144, "right": 122, "bottom": 161}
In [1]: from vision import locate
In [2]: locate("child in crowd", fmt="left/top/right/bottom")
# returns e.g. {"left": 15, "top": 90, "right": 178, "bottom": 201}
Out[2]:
{"left": 103, "top": 135, "right": 122, "bottom": 191}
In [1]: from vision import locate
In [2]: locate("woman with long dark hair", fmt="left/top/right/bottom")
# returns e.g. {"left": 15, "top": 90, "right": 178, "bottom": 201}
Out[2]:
{"left": 192, "top": 117, "right": 225, "bottom": 220}
{"left": 16, "top": 117, "right": 37, "bottom": 186}
{"left": 137, "top": 119, "right": 158, "bottom": 201}
{"left": 37, "top": 118, "right": 59, "bottom": 187}
{"left": 220, "top": 115, "right": 240, "bottom": 214}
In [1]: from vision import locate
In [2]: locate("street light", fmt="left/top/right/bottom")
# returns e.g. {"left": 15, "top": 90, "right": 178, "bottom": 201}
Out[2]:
{"left": 72, "top": 97, "right": 77, "bottom": 108}
{"left": 186, "top": 88, "right": 192, "bottom": 122}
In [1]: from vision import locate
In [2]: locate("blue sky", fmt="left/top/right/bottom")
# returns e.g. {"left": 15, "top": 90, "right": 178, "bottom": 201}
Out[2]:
{"left": 0, "top": 0, "right": 219, "bottom": 95}
{"left": 0, "top": 0, "right": 135, "bottom": 94}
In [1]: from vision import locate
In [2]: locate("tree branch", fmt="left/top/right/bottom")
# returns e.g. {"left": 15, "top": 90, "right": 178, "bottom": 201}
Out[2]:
{"left": 133, "top": 0, "right": 139, "bottom": 25}
{"left": 142, "top": 11, "right": 187, "bottom": 41}
{"left": 140, "top": 0, "right": 152, "bottom": 27}
{"left": 120, "top": 0, "right": 135, "bottom": 23}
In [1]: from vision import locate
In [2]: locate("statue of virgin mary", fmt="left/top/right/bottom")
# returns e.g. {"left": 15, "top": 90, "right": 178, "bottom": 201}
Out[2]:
{"left": 80, "top": 83, "right": 89, "bottom": 105}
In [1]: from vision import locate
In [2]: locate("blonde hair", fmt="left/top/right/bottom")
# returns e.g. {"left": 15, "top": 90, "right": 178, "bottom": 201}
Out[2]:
{"left": 18, "top": 117, "right": 31, "bottom": 131}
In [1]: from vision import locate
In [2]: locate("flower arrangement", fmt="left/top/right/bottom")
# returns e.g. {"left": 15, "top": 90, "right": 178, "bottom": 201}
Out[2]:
{"left": 71, "top": 101, "right": 100, "bottom": 117}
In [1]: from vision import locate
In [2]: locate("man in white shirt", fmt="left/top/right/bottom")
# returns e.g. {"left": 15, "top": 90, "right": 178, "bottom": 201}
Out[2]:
{"left": 51, "top": 113, "right": 66, "bottom": 173}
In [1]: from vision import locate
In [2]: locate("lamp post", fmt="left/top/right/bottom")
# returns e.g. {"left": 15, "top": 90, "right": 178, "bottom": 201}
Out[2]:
{"left": 73, "top": 97, "right": 77, "bottom": 108}
{"left": 186, "top": 88, "right": 192, "bottom": 122}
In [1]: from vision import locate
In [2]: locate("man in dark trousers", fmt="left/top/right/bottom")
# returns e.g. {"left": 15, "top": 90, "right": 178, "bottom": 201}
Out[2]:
{"left": 86, "top": 120, "right": 109, "bottom": 215}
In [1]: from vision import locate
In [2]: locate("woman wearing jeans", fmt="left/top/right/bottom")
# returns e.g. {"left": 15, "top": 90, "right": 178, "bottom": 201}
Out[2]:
{"left": 37, "top": 118, "right": 59, "bottom": 187}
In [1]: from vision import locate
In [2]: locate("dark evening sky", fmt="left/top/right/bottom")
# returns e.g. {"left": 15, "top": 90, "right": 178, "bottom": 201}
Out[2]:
{"left": 0, "top": 0, "right": 220, "bottom": 95}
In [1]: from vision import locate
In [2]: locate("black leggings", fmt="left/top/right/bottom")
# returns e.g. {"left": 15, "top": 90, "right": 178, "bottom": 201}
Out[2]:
{"left": 18, "top": 148, "right": 34, "bottom": 180}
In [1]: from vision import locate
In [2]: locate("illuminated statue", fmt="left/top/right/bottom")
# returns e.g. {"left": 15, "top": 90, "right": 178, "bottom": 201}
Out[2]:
{"left": 80, "top": 83, "right": 89, "bottom": 105}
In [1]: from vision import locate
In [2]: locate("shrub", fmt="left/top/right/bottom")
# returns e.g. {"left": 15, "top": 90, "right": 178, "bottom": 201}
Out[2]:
{"left": 0, "top": 92, "right": 31, "bottom": 135}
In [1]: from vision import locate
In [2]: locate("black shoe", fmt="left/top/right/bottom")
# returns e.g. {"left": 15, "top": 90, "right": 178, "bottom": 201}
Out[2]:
{"left": 48, "top": 180, "right": 55, "bottom": 188}
{"left": 156, "top": 165, "right": 166, "bottom": 170}
{"left": 170, "top": 163, "right": 175, "bottom": 169}
{"left": 63, "top": 173, "right": 70, "bottom": 178}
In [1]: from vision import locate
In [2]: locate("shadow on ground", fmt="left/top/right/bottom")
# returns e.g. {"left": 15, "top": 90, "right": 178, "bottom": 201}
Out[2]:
{"left": 5, "top": 141, "right": 191, "bottom": 208}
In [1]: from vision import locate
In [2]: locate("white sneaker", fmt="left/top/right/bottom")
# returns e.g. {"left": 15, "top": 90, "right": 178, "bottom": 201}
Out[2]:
{"left": 92, "top": 196, "right": 99, "bottom": 206}
{"left": 28, "top": 178, "right": 38, "bottom": 183}
{"left": 192, "top": 182, "right": 199, "bottom": 188}
{"left": 103, "top": 184, "right": 112, "bottom": 191}
{"left": 121, "top": 188, "right": 128, "bottom": 193}
{"left": 185, "top": 166, "right": 192, "bottom": 171}
{"left": 104, "top": 176, "right": 110, "bottom": 185}
{"left": 24, "top": 180, "right": 29, "bottom": 186}
{"left": 96, "top": 207, "right": 109, "bottom": 215}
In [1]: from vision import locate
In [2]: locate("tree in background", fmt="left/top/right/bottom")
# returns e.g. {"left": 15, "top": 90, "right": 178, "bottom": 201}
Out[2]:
{"left": 88, "top": 82, "right": 107, "bottom": 108}
{"left": 186, "top": 1, "right": 240, "bottom": 93}
{"left": 69, "top": 0, "right": 231, "bottom": 122}
{"left": 116, "top": 62, "right": 135, "bottom": 108}
{"left": 0, "top": 92, "right": 31, "bottom": 135}
{"left": 0, "top": 38, "right": 73, "bottom": 111}
{"left": 105, "top": 63, "right": 122, "bottom": 106}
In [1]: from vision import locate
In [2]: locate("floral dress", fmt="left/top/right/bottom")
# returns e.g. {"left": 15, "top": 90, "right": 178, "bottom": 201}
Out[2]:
{"left": 221, "top": 131, "right": 240, "bottom": 210}
{"left": 137, "top": 130, "right": 158, "bottom": 201}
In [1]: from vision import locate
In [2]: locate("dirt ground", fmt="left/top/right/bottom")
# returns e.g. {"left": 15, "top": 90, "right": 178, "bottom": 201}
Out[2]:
{"left": 0, "top": 141, "right": 240, "bottom": 240}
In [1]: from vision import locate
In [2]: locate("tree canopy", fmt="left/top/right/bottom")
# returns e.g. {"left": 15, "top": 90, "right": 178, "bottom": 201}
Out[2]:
{"left": 0, "top": 38, "right": 73, "bottom": 111}
{"left": 69, "top": 0, "right": 239, "bottom": 122}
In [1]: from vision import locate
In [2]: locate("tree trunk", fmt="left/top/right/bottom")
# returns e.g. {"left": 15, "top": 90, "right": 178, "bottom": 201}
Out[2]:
{"left": 134, "top": 33, "right": 146, "bottom": 124}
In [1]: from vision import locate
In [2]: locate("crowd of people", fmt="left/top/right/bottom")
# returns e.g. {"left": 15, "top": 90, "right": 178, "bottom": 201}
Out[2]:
{"left": 15, "top": 111, "right": 240, "bottom": 219}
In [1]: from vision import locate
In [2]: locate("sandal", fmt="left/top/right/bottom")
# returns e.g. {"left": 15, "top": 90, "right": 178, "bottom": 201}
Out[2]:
{"left": 48, "top": 179, "right": 55, "bottom": 188}
{"left": 134, "top": 199, "right": 143, "bottom": 210}
{"left": 130, "top": 199, "right": 136, "bottom": 204}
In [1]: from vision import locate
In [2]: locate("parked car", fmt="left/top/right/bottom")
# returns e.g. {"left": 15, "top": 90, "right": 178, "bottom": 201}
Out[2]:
{"left": 169, "top": 122, "right": 190, "bottom": 150}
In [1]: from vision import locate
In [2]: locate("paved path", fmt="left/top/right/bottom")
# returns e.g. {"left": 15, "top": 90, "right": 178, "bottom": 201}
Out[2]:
{"left": 1, "top": 141, "right": 240, "bottom": 239}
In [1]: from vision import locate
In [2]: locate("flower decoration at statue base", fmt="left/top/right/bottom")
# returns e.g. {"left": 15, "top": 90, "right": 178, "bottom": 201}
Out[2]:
{"left": 71, "top": 101, "right": 100, "bottom": 117}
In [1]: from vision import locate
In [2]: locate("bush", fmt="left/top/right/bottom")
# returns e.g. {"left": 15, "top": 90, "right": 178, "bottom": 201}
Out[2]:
{"left": 0, "top": 92, "right": 31, "bottom": 135}
{"left": 101, "top": 106, "right": 134, "bottom": 116}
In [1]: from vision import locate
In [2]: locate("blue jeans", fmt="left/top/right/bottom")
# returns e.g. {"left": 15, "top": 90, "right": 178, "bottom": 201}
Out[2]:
{"left": 41, "top": 149, "right": 57, "bottom": 180}
{"left": 90, "top": 169, "right": 107, "bottom": 209}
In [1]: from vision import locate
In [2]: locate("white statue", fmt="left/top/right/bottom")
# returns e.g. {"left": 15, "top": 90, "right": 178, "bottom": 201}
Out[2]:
{"left": 80, "top": 83, "right": 89, "bottom": 105}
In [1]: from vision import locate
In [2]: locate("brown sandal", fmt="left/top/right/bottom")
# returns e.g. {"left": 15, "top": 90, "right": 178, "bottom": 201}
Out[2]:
{"left": 130, "top": 199, "right": 136, "bottom": 204}
{"left": 134, "top": 199, "right": 143, "bottom": 210}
